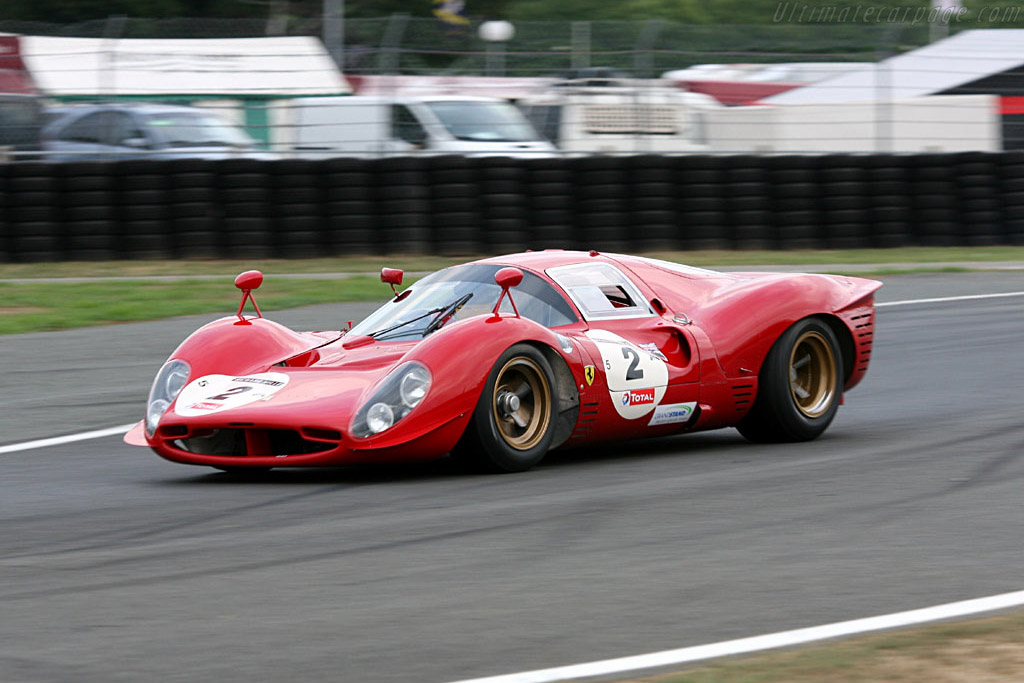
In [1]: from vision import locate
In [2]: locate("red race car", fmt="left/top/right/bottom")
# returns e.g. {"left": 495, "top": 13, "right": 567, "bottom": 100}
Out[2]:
{"left": 125, "top": 251, "right": 880, "bottom": 473}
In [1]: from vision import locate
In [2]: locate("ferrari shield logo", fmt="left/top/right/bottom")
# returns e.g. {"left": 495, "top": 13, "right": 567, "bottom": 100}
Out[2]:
{"left": 584, "top": 365, "right": 596, "bottom": 386}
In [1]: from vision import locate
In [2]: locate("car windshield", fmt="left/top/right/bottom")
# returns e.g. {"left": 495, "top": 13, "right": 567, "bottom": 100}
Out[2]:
{"left": 425, "top": 101, "right": 542, "bottom": 142}
{"left": 350, "top": 264, "right": 578, "bottom": 342}
{"left": 145, "top": 112, "right": 254, "bottom": 147}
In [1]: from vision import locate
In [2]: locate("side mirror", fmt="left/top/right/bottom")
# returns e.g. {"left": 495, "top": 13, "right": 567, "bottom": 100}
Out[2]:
{"left": 381, "top": 268, "right": 404, "bottom": 286}
{"left": 492, "top": 267, "right": 524, "bottom": 317}
{"left": 381, "top": 267, "right": 404, "bottom": 298}
{"left": 235, "top": 270, "right": 264, "bottom": 291}
{"left": 234, "top": 270, "right": 264, "bottom": 323}
{"left": 494, "top": 267, "right": 524, "bottom": 289}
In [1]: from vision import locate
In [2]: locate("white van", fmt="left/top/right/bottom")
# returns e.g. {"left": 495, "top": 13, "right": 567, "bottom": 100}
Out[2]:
{"left": 270, "top": 95, "right": 557, "bottom": 158}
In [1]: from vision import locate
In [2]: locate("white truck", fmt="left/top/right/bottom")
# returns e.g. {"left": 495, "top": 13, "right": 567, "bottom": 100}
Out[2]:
{"left": 516, "top": 78, "right": 722, "bottom": 154}
{"left": 268, "top": 95, "right": 556, "bottom": 158}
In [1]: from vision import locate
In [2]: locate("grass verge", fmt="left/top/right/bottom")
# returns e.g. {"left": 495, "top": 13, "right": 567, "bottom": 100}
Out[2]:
{"left": 0, "top": 276, "right": 392, "bottom": 335}
{"left": 621, "top": 610, "right": 1024, "bottom": 683}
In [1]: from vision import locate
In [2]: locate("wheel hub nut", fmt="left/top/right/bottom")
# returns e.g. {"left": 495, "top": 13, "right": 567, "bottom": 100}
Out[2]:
{"left": 498, "top": 391, "right": 521, "bottom": 417}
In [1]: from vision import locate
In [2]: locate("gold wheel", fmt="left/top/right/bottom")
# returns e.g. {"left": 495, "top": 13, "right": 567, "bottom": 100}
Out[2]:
{"left": 789, "top": 330, "right": 838, "bottom": 418}
{"left": 491, "top": 356, "right": 552, "bottom": 451}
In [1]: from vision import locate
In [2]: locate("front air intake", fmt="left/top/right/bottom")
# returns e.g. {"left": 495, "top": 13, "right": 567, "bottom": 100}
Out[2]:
{"left": 174, "top": 428, "right": 341, "bottom": 457}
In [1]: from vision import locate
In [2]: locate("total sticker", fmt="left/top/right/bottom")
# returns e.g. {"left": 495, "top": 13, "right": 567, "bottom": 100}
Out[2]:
{"left": 621, "top": 388, "right": 656, "bottom": 406}
{"left": 648, "top": 402, "right": 697, "bottom": 426}
{"left": 175, "top": 372, "right": 289, "bottom": 417}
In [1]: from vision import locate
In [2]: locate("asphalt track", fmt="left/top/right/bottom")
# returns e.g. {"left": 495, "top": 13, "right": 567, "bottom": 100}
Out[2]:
{"left": 2, "top": 271, "right": 1024, "bottom": 683}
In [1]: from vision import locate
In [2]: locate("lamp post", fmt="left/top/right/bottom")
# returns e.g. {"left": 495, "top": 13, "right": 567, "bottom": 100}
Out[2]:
{"left": 478, "top": 20, "right": 515, "bottom": 77}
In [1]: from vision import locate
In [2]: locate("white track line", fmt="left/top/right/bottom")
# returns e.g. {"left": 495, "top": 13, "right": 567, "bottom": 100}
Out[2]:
{"left": 877, "top": 290, "right": 1024, "bottom": 308}
{"left": 449, "top": 589, "right": 1024, "bottom": 683}
{"left": 0, "top": 423, "right": 135, "bottom": 455}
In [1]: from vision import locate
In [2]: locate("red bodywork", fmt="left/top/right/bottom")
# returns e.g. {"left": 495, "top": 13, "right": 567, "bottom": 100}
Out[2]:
{"left": 125, "top": 251, "right": 880, "bottom": 468}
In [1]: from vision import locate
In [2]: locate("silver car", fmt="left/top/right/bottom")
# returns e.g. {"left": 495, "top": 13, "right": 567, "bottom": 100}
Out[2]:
{"left": 41, "top": 102, "right": 270, "bottom": 161}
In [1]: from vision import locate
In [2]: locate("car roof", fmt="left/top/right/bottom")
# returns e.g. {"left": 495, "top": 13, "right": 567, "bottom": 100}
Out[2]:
{"left": 44, "top": 102, "right": 212, "bottom": 121}
{"left": 41, "top": 102, "right": 224, "bottom": 135}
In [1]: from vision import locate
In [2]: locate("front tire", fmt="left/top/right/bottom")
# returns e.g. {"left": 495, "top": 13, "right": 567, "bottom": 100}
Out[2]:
{"left": 737, "top": 318, "right": 843, "bottom": 443}
{"left": 454, "top": 344, "right": 557, "bottom": 473}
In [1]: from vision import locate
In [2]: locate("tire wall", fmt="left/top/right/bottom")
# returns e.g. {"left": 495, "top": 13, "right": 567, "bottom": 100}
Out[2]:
{"left": 2, "top": 152, "right": 1022, "bottom": 262}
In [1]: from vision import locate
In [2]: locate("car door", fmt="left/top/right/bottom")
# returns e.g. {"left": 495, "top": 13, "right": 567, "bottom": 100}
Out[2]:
{"left": 107, "top": 111, "right": 152, "bottom": 157}
{"left": 547, "top": 261, "right": 701, "bottom": 432}
{"left": 50, "top": 111, "right": 110, "bottom": 160}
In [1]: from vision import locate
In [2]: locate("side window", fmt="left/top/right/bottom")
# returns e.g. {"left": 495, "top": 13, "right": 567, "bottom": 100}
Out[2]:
{"left": 109, "top": 112, "right": 146, "bottom": 146}
{"left": 523, "top": 104, "right": 560, "bottom": 144}
{"left": 391, "top": 104, "right": 427, "bottom": 146}
{"left": 547, "top": 262, "right": 654, "bottom": 321}
{"left": 59, "top": 112, "right": 107, "bottom": 144}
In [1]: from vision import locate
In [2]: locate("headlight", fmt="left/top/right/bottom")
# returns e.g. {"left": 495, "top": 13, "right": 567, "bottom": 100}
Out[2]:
{"left": 145, "top": 360, "right": 191, "bottom": 435}
{"left": 351, "top": 362, "right": 431, "bottom": 438}
{"left": 399, "top": 365, "right": 431, "bottom": 407}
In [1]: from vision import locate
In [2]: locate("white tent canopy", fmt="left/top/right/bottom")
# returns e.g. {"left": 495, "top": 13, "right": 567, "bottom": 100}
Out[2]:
{"left": 765, "top": 29, "right": 1024, "bottom": 104}
{"left": 20, "top": 35, "right": 349, "bottom": 97}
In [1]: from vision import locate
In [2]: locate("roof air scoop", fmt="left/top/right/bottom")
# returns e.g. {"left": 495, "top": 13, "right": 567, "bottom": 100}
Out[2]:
{"left": 234, "top": 270, "right": 264, "bottom": 324}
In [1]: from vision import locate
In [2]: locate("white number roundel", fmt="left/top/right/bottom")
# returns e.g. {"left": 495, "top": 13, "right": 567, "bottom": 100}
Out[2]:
{"left": 175, "top": 373, "right": 289, "bottom": 417}
{"left": 584, "top": 329, "right": 668, "bottom": 419}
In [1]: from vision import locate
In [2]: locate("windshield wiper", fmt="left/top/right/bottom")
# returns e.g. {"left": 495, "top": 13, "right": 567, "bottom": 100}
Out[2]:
{"left": 422, "top": 293, "right": 473, "bottom": 337}
{"left": 368, "top": 293, "right": 473, "bottom": 340}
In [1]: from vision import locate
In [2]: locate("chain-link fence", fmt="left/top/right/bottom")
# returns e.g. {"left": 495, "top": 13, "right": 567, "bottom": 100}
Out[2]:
{"left": 1, "top": 16, "right": 1021, "bottom": 156}
{"left": 0, "top": 15, "right": 930, "bottom": 77}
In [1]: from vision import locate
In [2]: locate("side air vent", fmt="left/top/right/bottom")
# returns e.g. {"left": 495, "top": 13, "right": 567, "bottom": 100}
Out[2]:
{"left": 732, "top": 383, "right": 755, "bottom": 413}
{"left": 849, "top": 311, "right": 875, "bottom": 375}
{"left": 572, "top": 401, "right": 600, "bottom": 439}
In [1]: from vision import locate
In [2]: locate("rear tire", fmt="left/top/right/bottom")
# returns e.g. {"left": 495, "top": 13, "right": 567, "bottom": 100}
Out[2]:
{"left": 737, "top": 318, "right": 843, "bottom": 443}
{"left": 453, "top": 344, "right": 557, "bottom": 473}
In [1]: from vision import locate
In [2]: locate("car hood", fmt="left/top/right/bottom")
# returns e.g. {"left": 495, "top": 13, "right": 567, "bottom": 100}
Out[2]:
{"left": 165, "top": 341, "right": 413, "bottom": 429}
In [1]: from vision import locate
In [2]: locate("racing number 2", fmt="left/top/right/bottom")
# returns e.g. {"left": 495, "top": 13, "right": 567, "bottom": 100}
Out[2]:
{"left": 207, "top": 386, "right": 252, "bottom": 401}
{"left": 604, "top": 347, "right": 646, "bottom": 381}
{"left": 621, "top": 347, "right": 644, "bottom": 381}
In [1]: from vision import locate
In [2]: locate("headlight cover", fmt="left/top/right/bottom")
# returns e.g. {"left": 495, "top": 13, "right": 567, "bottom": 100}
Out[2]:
{"left": 145, "top": 359, "right": 191, "bottom": 435}
{"left": 351, "top": 362, "right": 432, "bottom": 438}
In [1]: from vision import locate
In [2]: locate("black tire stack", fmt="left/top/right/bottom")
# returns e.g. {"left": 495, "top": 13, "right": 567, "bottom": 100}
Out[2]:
{"left": 217, "top": 159, "right": 272, "bottom": 258}
{"left": 478, "top": 156, "right": 530, "bottom": 254}
{"left": 268, "top": 159, "right": 325, "bottom": 258}
{"left": 375, "top": 157, "right": 431, "bottom": 254}
{"left": 426, "top": 155, "right": 483, "bottom": 255}
{"left": 864, "top": 155, "right": 913, "bottom": 249}
{"left": 766, "top": 155, "right": 820, "bottom": 250}
{"left": 59, "top": 162, "right": 118, "bottom": 261}
{"left": 524, "top": 157, "right": 574, "bottom": 251}
{"left": 726, "top": 155, "right": 773, "bottom": 251}
{"left": 627, "top": 154, "right": 676, "bottom": 251}
{"left": 167, "top": 159, "right": 219, "bottom": 258}
{"left": 819, "top": 155, "right": 869, "bottom": 249}
{"left": 572, "top": 156, "right": 629, "bottom": 252}
{"left": 911, "top": 153, "right": 961, "bottom": 246}
{"left": 675, "top": 155, "right": 729, "bottom": 250}
{"left": 114, "top": 160, "right": 171, "bottom": 259}
{"left": 1001, "top": 151, "right": 1024, "bottom": 245}
{"left": 323, "top": 158, "right": 376, "bottom": 255}
{"left": 0, "top": 164, "right": 7, "bottom": 262}
{"left": 6, "top": 162, "right": 61, "bottom": 262}
{"left": 954, "top": 152, "right": 1003, "bottom": 246}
